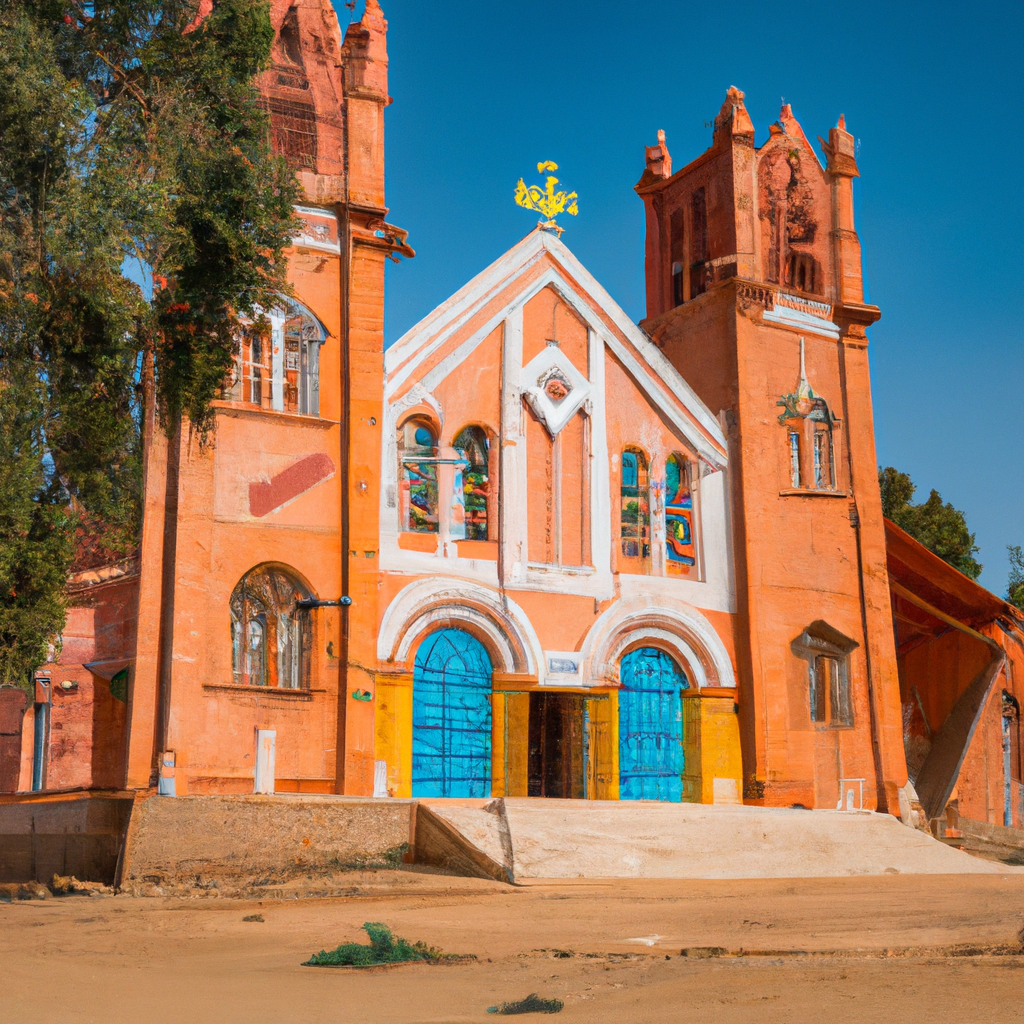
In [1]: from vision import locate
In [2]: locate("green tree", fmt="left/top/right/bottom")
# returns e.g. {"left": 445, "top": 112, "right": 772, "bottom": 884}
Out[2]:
{"left": 878, "top": 467, "right": 983, "bottom": 580}
{"left": 1007, "top": 546, "right": 1024, "bottom": 611}
{"left": 0, "top": 1, "right": 299, "bottom": 685}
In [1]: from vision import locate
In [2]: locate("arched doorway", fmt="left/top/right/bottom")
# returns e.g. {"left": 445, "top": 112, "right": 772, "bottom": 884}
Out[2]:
{"left": 618, "top": 647, "right": 688, "bottom": 801}
{"left": 412, "top": 628, "right": 493, "bottom": 797}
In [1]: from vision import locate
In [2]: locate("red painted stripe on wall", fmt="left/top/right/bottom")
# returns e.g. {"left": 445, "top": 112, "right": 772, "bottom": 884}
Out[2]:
{"left": 249, "top": 453, "right": 336, "bottom": 518}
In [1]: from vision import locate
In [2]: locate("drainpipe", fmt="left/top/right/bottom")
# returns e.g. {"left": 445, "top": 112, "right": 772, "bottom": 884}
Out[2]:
{"left": 836, "top": 343, "right": 887, "bottom": 811}
{"left": 334, "top": 127, "right": 352, "bottom": 793}
{"left": 31, "top": 673, "right": 51, "bottom": 792}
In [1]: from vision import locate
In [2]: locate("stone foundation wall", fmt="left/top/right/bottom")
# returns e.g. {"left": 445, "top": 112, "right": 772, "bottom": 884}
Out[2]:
{"left": 0, "top": 791, "right": 134, "bottom": 884}
{"left": 119, "top": 794, "right": 414, "bottom": 893}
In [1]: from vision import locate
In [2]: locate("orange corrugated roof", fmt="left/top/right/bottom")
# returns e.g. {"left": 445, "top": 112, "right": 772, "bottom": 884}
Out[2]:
{"left": 884, "top": 518, "right": 1014, "bottom": 627}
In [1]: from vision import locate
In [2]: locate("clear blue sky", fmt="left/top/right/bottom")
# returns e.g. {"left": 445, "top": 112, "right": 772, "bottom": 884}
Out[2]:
{"left": 336, "top": 0, "right": 1023, "bottom": 595}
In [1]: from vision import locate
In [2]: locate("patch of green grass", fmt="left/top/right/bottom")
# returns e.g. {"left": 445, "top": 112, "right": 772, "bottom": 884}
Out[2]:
{"left": 329, "top": 843, "right": 411, "bottom": 872}
{"left": 487, "top": 993, "right": 564, "bottom": 1015}
{"left": 304, "top": 922, "right": 449, "bottom": 967}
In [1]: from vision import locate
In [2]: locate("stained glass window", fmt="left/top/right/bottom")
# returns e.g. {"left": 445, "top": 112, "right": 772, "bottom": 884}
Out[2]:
{"left": 453, "top": 426, "right": 490, "bottom": 541}
{"left": 620, "top": 449, "right": 650, "bottom": 560}
{"left": 399, "top": 419, "right": 439, "bottom": 533}
{"left": 230, "top": 566, "right": 311, "bottom": 689}
{"left": 665, "top": 454, "right": 696, "bottom": 575}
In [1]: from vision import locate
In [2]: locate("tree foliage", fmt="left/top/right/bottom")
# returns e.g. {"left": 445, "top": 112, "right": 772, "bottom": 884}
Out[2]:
{"left": 878, "top": 466, "right": 982, "bottom": 580}
{"left": 0, "top": 0, "right": 299, "bottom": 684}
{"left": 1007, "top": 546, "right": 1024, "bottom": 612}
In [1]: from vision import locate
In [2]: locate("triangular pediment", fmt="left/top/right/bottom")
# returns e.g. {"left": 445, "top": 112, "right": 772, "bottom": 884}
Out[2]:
{"left": 385, "top": 229, "right": 728, "bottom": 468}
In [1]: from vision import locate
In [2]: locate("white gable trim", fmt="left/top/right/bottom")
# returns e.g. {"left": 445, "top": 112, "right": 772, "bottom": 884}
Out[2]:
{"left": 385, "top": 231, "right": 726, "bottom": 460}
{"left": 385, "top": 233, "right": 547, "bottom": 386}
{"left": 538, "top": 234, "right": 725, "bottom": 444}
{"left": 395, "top": 262, "right": 726, "bottom": 468}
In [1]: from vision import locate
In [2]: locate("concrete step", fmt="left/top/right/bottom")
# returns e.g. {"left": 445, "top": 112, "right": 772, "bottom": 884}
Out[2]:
{"left": 417, "top": 798, "right": 1011, "bottom": 880}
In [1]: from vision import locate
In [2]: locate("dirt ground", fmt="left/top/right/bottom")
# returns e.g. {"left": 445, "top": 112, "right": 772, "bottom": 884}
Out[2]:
{"left": 4, "top": 870, "right": 1024, "bottom": 1023}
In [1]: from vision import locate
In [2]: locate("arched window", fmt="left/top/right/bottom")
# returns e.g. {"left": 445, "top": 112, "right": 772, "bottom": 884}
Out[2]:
{"left": 665, "top": 454, "right": 696, "bottom": 575}
{"left": 620, "top": 448, "right": 650, "bottom": 561}
{"left": 282, "top": 306, "right": 323, "bottom": 416}
{"left": 398, "top": 418, "right": 439, "bottom": 533}
{"left": 453, "top": 426, "right": 490, "bottom": 541}
{"left": 230, "top": 566, "right": 312, "bottom": 689}
{"left": 225, "top": 297, "right": 327, "bottom": 416}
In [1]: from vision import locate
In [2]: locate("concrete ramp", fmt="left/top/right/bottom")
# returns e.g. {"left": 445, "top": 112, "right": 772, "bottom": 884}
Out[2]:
{"left": 417, "top": 798, "right": 1009, "bottom": 880}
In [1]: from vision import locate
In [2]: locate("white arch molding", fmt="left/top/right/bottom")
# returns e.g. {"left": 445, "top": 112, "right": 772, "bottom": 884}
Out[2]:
{"left": 377, "top": 577, "right": 544, "bottom": 676}
{"left": 581, "top": 597, "right": 736, "bottom": 689}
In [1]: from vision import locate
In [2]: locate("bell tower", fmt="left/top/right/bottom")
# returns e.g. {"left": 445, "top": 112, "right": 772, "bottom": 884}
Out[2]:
{"left": 636, "top": 88, "right": 908, "bottom": 812}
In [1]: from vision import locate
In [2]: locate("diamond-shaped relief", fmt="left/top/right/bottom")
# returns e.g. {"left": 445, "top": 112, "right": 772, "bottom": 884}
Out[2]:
{"left": 521, "top": 346, "right": 590, "bottom": 436}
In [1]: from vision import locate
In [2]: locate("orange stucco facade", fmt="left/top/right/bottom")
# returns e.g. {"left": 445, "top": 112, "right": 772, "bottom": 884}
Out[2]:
{"left": 16, "top": 11, "right": 1024, "bottom": 833}
{"left": 634, "top": 90, "right": 905, "bottom": 809}
{"left": 77, "top": 0, "right": 409, "bottom": 798}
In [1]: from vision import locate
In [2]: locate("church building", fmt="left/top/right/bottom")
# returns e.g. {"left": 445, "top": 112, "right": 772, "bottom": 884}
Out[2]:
{"left": 370, "top": 87, "right": 908, "bottom": 813}
{"left": 12, "top": 4, "right": 1024, "bottom": 843}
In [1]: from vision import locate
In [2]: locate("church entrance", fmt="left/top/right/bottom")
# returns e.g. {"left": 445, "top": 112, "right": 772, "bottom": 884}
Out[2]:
{"left": 411, "top": 628, "right": 493, "bottom": 798}
{"left": 618, "top": 647, "right": 687, "bottom": 801}
{"left": 528, "top": 692, "right": 584, "bottom": 798}
{"left": 526, "top": 692, "right": 613, "bottom": 799}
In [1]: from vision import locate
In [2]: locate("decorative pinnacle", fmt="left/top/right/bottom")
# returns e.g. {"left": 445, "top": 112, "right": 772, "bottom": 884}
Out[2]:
{"left": 514, "top": 161, "right": 579, "bottom": 236}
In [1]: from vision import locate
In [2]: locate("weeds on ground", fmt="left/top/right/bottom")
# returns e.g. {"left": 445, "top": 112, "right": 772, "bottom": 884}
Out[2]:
{"left": 329, "top": 843, "right": 410, "bottom": 872}
{"left": 304, "top": 922, "right": 451, "bottom": 967}
{"left": 487, "top": 993, "right": 564, "bottom": 1015}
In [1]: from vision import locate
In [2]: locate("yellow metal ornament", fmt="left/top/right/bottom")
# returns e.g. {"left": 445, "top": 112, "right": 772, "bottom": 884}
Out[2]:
{"left": 514, "top": 161, "right": 579, "bottom": 235}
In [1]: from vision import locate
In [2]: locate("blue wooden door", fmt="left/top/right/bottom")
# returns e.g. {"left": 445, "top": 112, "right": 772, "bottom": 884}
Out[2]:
{"left": 618, "top": 647, "right": 687, "bottom": 801}
{"left": 412, "top": 628, "right": 492, "bottom": 797}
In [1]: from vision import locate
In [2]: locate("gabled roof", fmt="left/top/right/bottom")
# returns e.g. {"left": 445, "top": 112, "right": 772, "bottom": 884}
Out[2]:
{"left": 385, "top": 229, "right": 728, "bottom": 468}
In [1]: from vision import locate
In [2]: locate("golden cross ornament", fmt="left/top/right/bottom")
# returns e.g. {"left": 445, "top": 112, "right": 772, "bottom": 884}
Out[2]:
{"left": 514, "top": 161, "right": 579, "bottom": 235}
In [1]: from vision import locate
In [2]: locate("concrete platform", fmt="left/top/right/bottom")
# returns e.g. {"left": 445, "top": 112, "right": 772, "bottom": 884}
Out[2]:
{"left": 1, "top": 791, "right": 1012, "bottom": 890}
{"left": 417, "top": 798, "right": 1011, "bottom": 880}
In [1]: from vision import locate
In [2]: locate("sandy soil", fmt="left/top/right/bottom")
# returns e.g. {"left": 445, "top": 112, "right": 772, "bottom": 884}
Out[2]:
{"left": 4, "top": 870, "right": 1024, "bottom": 1023}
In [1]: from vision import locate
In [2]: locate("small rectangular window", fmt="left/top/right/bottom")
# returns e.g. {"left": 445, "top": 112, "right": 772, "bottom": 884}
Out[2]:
{"left": 672, "top": 262, "right": 684, "bottom": 307}
{"left": 810, "top": 656, "right": 827, "bottom": 723}
{"left": 789, "top": 431, "right": 801, "bottom": 488}
{"left": 670, "top": 207, "right": 686, "bottom": 307}
{"left": 813, "top": 431, "right": 826, "bottom": 488}
{"left": 689, "top": 188, "right": 708, "bottom": 298}
{"left": 831, "top": 657, "right": 853, "bottom": 726}
{"left": 811, "top": 655, "right": 852, "bottom": 726}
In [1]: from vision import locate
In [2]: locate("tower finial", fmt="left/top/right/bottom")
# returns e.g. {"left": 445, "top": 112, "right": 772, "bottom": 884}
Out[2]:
{"left": 643, "top": 131, "right": 672, "bottom": 179}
